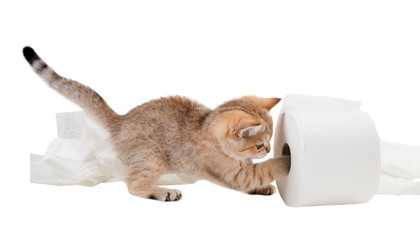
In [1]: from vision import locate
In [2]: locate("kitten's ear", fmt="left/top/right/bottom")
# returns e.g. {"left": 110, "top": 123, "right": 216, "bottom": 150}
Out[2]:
{"left": 245, "top": 96, "right": 281, "bottom": 111}
{"left": 261, "top": 97, "right": 281, "bottom": 111}
{"left": 237, "top": 124, "right": 262, "bottom": 138}
{"left": 235, "top": 117, "right": 262, "bottom": 138}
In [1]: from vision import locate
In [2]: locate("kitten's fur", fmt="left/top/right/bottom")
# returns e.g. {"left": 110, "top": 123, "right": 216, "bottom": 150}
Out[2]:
{"left": 23, "top": 47, "right": 290, "bottom": 201}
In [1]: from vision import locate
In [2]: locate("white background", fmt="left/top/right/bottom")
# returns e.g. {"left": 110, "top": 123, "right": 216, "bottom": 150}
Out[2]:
{"left": 1, "top": 0, "right": 419, "bottom": 239}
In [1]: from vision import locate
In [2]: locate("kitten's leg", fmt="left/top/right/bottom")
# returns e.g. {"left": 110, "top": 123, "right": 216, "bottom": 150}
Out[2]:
{"left": 244, "top": 156, "right": 289, "bottom": 194}
{"left": 126, "top": 175, "right": 182, "bottom": 201}
{"left": 209, "top": 156, "right": 290, "bottom": 194}
{"left": 246, "top": 156, "right": 290, "bottom": 195}
{"left": 124, "top": 156, "right": 182, "bottom": 201}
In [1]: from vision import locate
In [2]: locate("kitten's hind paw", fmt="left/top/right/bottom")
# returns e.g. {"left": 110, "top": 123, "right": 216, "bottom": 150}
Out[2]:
{"left": 127, "top": 180, "right": 183, "bottom": 201}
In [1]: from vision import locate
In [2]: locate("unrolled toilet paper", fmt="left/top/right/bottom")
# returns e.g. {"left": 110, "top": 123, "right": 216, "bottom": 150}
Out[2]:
{"left": 378, "top": 142, "right": 420, "bottom": 195}
{"left": 30, "top": 112, "right": 126, "bottom": 186}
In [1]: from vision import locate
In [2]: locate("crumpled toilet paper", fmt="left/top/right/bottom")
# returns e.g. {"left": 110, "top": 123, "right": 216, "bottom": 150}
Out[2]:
{"left": 378, "top": 141, "right": 420, "bottom": 194}
{"left": 30, "top": 111, "right": 193, "bottom": 186}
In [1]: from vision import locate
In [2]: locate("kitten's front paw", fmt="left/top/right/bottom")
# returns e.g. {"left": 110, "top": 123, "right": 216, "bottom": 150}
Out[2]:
{"left": 149, "top": 188, "right": 183, "bottom": 202}
{"left": 248, "top": 184, "right": 276, "bottom": 195}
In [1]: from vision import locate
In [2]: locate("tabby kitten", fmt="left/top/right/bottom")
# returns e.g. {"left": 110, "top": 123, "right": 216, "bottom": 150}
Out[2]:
{"left": 23, "top": 47, "right": 290, "bottom": 201}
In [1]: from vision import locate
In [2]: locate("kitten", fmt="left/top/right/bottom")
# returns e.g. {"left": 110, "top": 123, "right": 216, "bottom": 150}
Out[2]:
{"left": 23, "top": 47, "right": 290, "bottom": 201}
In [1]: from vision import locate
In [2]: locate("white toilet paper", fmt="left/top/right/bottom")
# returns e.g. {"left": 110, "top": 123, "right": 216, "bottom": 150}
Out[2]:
{"left": 378, "top": 141, "right": 420, "bottom": 195}
{"left": 30, "top": 112, "right": 126, "bottom": 186}
{"left": 274, "top": 94, "right": 382, "bottom": 207}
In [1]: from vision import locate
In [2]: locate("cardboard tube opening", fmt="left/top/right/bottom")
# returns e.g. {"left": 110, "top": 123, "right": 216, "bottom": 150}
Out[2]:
{"left": 282, "top": 143, "right": 291, "bottom": 173}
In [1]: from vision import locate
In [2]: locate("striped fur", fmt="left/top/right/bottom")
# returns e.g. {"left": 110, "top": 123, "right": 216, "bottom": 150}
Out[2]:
{"left": 24, "top": 46, "right": 290, "bottom": 201}
{"left": 23, "top": 47, "right": 119, "bottom": 129}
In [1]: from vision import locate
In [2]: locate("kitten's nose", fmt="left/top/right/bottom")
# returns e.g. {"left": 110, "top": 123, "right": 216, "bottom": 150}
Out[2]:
{"left": 265, "top": 145, "right": 271, "bottom": 153}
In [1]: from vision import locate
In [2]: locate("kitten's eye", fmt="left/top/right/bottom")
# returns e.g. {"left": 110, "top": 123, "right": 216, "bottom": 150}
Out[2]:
{"left": 256, "top": 144, "right": 264, "bottom": 150}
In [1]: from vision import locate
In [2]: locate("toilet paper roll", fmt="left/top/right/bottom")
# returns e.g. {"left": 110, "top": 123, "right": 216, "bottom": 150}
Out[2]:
{"left": 274, "top": 94, "right": 381, "bottom": 207}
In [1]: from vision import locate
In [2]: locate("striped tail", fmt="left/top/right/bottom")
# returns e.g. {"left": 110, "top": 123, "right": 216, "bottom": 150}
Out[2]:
{"left": 23, "top": 46, "right": 120, "bottom": 129}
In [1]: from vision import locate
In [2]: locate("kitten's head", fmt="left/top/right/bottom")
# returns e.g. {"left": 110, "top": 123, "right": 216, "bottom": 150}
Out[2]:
{"left": 213, "top": 96, "right": 281, "bottom": 161}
